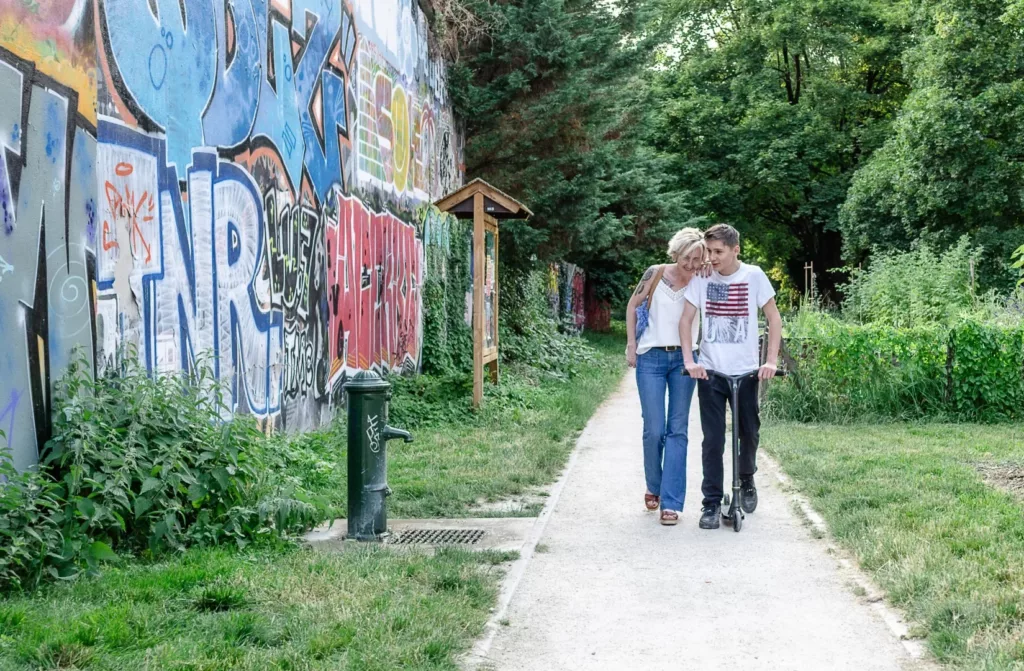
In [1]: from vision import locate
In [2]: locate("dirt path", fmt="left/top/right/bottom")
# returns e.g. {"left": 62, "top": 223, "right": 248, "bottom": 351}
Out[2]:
{"left": 474, "top": 373, "right": 933, "bottom": 671}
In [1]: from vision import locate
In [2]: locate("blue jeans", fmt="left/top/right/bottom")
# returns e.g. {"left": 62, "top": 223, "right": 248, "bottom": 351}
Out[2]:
{"left": 636, "top": 348, "right": 697, "bottom": 511}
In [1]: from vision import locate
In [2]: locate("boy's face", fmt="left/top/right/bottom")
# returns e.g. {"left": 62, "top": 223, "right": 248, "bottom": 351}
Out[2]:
{"left": 706, "top": 239, "right": 740, "bottom": 271}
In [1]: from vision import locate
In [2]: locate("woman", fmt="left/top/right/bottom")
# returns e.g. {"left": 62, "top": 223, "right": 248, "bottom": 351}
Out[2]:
{"left": 625, "top": 228, "right": 705, "bottom": 526}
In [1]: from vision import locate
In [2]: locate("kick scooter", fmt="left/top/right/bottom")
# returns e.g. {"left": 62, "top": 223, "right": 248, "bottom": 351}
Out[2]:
{"left": 683, "top": 367, "right": 786, "bottom": 533}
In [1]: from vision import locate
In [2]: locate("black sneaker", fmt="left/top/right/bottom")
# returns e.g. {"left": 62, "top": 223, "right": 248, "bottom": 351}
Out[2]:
{"left": 741, "top": 477, "right": 758, "bottom": 513}
{"left": 699, "top": 504, "right": 721, "bottom": 529}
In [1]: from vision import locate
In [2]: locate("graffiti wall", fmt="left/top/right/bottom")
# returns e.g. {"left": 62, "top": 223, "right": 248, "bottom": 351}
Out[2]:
{"left": 1, "top": 0, "right": 463, "bottom": 470}
{"left": 546, "top": 262, "right": 586, "bottom": 334}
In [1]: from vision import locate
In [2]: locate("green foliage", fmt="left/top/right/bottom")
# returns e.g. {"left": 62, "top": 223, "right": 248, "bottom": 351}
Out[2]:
{"left": 420, "top": 207, "right": 473, "bottom": 377}
{"left": 839, "top": 0, "right": 1024, "bottom": 290}
{"left": 1012, "top": 244, "right": 1024, "bottom": 287}
{"left": 766, "top": 311, "right": 948, "bottom": 422}
{"left": 450, "top": 0, "right": 689, "bottom": 298}
{"left": 841, "top": 237, "right": 983, "bottom": 327}
{"left": 649, "top": 0, "right": 912, "bottom": 295}
{"left": 499, "top": 267, "right": 596, "bottom": 377}
{"left": 0, "top": 354, "right": 330, "bottom": 594}
{"left": 949, "top": 320, "right": 1024, "bottom": 421}
{"left": 768, "top": 310, "right": 1024, "bottom": 422}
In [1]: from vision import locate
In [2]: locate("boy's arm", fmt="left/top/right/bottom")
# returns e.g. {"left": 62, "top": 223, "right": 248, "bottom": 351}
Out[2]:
{"left": 759, "top": 298, "right": 782, "bottom": 380}
{"left": 680, "top": 301, "right": 707, "bottom": 379}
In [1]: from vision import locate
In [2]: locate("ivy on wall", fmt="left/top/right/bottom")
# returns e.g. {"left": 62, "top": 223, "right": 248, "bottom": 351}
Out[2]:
{"left": 419, "top": 206, "right": 474, "bottom": 376}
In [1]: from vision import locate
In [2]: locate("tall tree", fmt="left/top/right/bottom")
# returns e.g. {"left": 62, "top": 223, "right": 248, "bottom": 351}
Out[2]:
{"left": 648, "top": 0, "right": 912, "bottom": 296}
{"left": 840, "top": 0, "right": 1024, "bottom": 289}
{"left": 449, "top": 0, "right": 691, "bottom": 306}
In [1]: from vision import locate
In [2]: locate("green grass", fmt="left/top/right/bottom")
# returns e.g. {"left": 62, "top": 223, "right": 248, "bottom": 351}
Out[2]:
{"left": 765, "top": 422, "right": 1024, "bottom": 670}
{"left": 0, "top": 545, "right": 513, "bottom": 670}
{"left": 0, "top": 329, "right": 625, "bottom": 669}
{"left": 288, "top": 330, "right": 626, "bottom": 518}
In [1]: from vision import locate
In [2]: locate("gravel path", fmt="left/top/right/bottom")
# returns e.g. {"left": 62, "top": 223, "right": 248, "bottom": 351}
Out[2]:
{"left": 478, "top": 373, "right": 933, "bottom": 671}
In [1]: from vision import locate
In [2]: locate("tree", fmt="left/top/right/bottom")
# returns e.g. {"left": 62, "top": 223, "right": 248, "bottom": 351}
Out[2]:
{"left": 648, "top": 0, "right": 912, "bottom": 297}
{"left": 839, "top": 0, "right": 1024, "bottom": 290}
{"left": 449, "top": 0, "right": 691, "bottom": 307}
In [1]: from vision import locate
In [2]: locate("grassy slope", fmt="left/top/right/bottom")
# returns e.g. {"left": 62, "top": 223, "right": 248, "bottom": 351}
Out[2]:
{"left": 0, "top": 331, "right": 626, "bottom": 670}
{"left": 765, "top": 422, "right": 1024, "bottom": 670}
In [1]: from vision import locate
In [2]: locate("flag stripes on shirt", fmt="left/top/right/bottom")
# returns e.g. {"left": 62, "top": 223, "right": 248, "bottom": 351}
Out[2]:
{"left": 706, "top": 282, "right": 749, "bottom": 317}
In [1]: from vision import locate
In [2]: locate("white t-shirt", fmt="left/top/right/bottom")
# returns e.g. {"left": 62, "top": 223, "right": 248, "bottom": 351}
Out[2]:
{"left": 636, "top": 278, "right": 701, "bottom": 355}
{"left": 684, "top": 263, "right": 776, "bottom": 375}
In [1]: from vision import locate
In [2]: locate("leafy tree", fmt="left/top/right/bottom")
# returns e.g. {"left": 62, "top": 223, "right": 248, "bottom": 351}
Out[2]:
{"left": 647, "top": 0, "right": 912, "bottom": 297}
{"left": 449, "top": 0, "right": 691, "bottom": 306}
{"left": 840, "top": 0, "right": 1024, "bottom": 290}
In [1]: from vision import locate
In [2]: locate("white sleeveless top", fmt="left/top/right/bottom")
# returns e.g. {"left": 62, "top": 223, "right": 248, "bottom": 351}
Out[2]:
{"left": 636, "top": 278, "right": 700, "bottom": 355}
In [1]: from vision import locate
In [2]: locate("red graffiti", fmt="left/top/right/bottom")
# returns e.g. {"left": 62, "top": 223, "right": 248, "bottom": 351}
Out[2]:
{"left": 103, "top": 178, "right": 154, "bottom": 264}
{"left": 326, "top": 195, "right": 422, "bottom": 385}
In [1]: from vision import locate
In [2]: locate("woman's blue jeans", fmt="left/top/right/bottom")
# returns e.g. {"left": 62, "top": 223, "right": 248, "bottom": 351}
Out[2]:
{"left": 636, "top": 348, "right": 697, "bottom": 511}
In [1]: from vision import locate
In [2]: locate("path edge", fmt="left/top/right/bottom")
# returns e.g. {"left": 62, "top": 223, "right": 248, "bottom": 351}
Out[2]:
{"left": 459, "top": 372, "right": 631, "bottom": 670}
{"left": 762, "top": 452, "right": 933, "bottom": 664}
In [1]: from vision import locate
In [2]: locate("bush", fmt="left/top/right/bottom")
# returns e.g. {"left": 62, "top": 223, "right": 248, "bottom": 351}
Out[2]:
{"left": 766, "top": 311, "right": 948, "bottom": 422}
{"left": 767, "top": 311, "right": 1024, "bottom": 422}
{"left": 841, "top": 237, "right": 984, "bottom": 327}
{"left": 0, "top": 354, "right": 330, "bottom": 593}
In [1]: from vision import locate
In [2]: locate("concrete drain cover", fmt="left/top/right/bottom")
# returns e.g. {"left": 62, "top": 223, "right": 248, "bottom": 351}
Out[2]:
{"left": 389, "top": 528, "right": 486, "bottom": 545}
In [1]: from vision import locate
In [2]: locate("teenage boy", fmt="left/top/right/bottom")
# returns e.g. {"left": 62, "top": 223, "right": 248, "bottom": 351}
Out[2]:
{"left": 679, "top": 224, "right": 782, "bottom": 530}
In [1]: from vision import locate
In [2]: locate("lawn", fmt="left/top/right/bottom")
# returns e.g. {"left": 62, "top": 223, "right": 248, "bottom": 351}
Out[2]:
{"left": 0, "top": 331, "right": 626, "bottom": 670}
{"left": 764, "top": 422, "right": 1024, "bottom": 670}
{"left": 288, "top": 328, "right": 627, "bottom": 519}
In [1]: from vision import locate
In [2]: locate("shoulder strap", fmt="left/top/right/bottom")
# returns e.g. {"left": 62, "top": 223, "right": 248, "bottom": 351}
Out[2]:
{"left": 645, "top": 266, "right": 667, "bottom": 314}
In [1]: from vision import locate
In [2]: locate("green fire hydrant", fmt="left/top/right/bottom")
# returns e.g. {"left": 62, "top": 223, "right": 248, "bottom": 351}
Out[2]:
{"left": 344, "top": 370, "right": 413, "bottom": 541}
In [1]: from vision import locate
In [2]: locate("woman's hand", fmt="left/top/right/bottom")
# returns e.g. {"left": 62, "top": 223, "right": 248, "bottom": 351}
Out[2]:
{"left": 626, "top": 342, "right": 638, "bottom": 368}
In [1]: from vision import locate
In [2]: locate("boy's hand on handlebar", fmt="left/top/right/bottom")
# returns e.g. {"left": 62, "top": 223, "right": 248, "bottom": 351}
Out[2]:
{"left": 758, "top": 362, "right": 778, "bottom": 380}
{"left": 685, "top": 362, "right": 708, "bottom": 380}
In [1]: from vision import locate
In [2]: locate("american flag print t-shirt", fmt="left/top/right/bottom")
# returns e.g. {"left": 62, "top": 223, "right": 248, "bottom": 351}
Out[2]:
{"left": 684, "top": 263, "right": 775, "bottom": 376}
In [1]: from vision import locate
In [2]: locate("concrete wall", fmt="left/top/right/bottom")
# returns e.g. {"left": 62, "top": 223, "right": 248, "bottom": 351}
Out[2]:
{"left": 0, "top": 0, "right": 463, "bottom": 470}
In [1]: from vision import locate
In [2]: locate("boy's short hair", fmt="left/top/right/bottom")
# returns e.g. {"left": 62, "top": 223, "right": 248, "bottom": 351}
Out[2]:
{"left": 705, "top": 223, "right": 740, "bottom": 248}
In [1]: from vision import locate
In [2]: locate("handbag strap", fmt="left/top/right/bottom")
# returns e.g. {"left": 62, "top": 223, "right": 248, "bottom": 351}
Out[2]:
{"left": 645, "top": 265, "right": 667, "bottom": 318}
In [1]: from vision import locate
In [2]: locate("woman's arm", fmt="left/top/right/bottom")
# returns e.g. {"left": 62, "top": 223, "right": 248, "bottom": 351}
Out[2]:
{"left": 625, "top": 266, "right": 657, "bottom": 367}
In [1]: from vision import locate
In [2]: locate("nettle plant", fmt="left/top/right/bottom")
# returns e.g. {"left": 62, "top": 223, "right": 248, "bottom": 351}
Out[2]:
{"left": 0, "top": 351, "right": 330, "bottom": 592}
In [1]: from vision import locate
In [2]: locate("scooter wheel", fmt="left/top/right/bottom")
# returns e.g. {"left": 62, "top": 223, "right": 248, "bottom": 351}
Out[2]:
{"left": 733, "top": 510, "right": 743, "bottom": 532}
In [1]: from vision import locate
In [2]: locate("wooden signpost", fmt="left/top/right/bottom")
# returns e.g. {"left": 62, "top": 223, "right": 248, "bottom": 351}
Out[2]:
{"left": 435, "top": 179, "right": 532, "bottom": 408}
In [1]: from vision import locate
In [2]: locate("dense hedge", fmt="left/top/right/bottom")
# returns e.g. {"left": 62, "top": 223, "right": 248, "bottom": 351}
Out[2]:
{"left": 766, "top": 313, "right": 1024, "bottom": 422}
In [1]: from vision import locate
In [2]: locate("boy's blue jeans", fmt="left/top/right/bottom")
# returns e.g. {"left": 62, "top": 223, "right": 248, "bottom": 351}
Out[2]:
{"left": 636, "top": 347, "right": 697, "bottom": 511}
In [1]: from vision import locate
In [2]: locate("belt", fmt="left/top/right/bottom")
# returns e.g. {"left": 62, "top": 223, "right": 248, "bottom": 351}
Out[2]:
{"left": 652, "top": 346, "right": 680, "bottom": 352}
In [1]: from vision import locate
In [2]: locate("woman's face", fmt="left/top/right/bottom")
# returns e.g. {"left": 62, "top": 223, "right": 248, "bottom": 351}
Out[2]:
{"left": 676, "top": 246, "right": 705, "bottom": 274}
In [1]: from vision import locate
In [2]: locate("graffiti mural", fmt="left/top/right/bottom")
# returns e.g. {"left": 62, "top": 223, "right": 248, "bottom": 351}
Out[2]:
{"left": 0, "top": 1, "right": 98, "bottom": 471}
{"left": 1, "top": 0, "right": 463, "bottom": 469}
{"left": 559, "top": 263, "right": 586, "bottom": 334}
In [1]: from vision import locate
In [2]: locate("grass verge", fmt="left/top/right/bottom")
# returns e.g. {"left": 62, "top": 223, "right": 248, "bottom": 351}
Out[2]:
{"left": 0, "top": 546, "right": 514, "bottom": 670}
{"left": 0, "top": 329, "right": 625, "bottom": 669}
{"left": 287, "top": 329, "right": 626, "bottom": 518}
{"left": 764, "top": 422, "right": 1024, "bottom": 670}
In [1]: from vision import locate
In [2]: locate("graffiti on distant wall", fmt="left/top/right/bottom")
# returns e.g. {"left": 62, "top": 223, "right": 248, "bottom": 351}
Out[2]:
{"left": 546, "top": 262, "right": 586, "bottom": 334}
{"left": 1, "top": 0, "right": 463, "bottom": 470}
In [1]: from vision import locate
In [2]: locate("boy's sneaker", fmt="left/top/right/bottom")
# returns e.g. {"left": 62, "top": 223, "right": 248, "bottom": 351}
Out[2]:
{"left": 699, "top": 504, "right": 721, "bottom": 529}
{"left": 741, "top": 477, "right": 758, "bottom": 513}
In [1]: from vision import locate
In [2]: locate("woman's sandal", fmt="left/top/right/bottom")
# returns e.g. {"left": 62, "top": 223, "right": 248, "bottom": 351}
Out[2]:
{"left": 660, "top": 509, "right": 679, "bottom": 526}
{"left": 645, "top": 493, "right": 660, "bottom": 511}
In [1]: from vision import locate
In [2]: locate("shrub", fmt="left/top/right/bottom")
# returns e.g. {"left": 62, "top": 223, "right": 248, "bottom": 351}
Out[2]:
{"left": 841, "top": 237, "right": 984, "bottom": 327}
{"left": 0, "top": 353, "right": 330, "bottom": 593}
{"left": 767, "top": 311, "right": 1024, "bottom": 422}
{"left": 765, "top": 311, "right": 948, "bottom": 422}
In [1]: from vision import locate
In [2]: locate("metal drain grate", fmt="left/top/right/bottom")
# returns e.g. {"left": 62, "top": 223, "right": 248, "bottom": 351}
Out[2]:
{"left": 389, "top": 528, "right": 486, "bottom": 545}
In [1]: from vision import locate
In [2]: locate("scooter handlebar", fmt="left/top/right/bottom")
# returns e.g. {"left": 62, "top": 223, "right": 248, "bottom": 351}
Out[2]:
{"left": 681, "top": 366, "right": 787, "bottom": 380}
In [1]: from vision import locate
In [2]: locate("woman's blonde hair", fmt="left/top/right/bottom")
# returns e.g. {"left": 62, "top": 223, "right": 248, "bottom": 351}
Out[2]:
{"left": 667, "top": 227, "right": 705, "bottom": 262}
